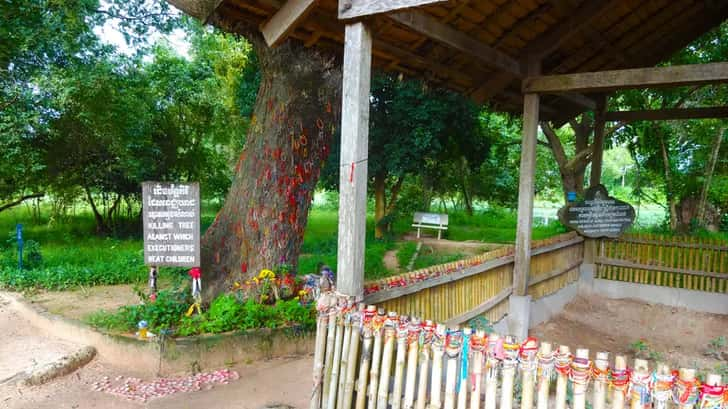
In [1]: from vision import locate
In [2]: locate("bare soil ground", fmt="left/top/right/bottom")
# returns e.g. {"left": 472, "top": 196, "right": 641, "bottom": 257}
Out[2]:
{"left": 28, "top": 284, "right": 142, "bottom": 321}
{"left": 402, "top": 234, "right": 505, "bottom": 255}
{"left": 530, "top": 294, "right": 728, "bottom": 371}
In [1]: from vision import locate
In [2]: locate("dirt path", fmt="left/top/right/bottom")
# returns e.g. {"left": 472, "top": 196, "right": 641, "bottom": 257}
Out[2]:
{"left": 383, "top": 250, "right": 400, "bottom": 272}
{"left": 531, "top": 294, "right": 728, "bottom": 370}
{"left": 29, "top": 284, "right": 143, "bottom": 320}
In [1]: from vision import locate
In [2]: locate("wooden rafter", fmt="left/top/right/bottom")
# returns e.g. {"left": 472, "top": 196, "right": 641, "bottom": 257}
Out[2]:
{"left": 604, "top": 107, "right": 728, "bottom": 122}
{"left": 260, "top": 0, "right": 318, "bottom": 46}
{"left": 523, "top": 62, "right": 728, "bottom": 94}
{"left": 338, "top": 0, "right": 447, "bottom": 19}
{"left": 388, "top": 10, "right": 523, "bottom": 77}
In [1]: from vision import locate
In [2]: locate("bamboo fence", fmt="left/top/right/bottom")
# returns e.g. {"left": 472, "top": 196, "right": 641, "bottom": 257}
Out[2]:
{"left": 310, "top": 294, "right": 726, "bottom": 409}
{"left": 362, "top": 233, "right": 584, "bottom": 326}
{"left": 595, "top": 233, "right": 728, "bottom": 293}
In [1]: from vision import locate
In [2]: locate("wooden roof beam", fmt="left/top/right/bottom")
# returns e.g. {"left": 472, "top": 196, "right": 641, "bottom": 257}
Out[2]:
{"left": 338, "top": 0, "right": 447, "bottom": 20}
{"left": 604, "top": 107, "right": 728, "bottom": 122}
{"left": 523, "top": 62, "right": 728, "bottom": 94}
{"left": 260, "top": 0, "right": 318, "bottom": 47}
{"left": 388, "top": 10, "right": 523, "bottom": 77}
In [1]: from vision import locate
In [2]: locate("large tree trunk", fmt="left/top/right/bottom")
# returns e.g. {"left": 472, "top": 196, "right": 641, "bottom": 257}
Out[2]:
{"left": 201, "top": 35, "right": 341, "bottom": 298}
{"left": 658, "top": 129, "right": 679, "bottom": 230}
{"left": 697, "top": 126, "right": 725, "bottom": 225}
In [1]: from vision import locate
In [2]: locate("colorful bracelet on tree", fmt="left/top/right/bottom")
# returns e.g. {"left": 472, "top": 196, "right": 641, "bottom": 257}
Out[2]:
{"left": 609, "top": 368, "right": 631, "bottom": 396}
{"left": 536, "top": 345, "right": 555, "bottom": 390}
{"left": 699, "top": 383, "right": 725, "bottom": 409}
{"left": 673, "top": 375, "right": 700, "bottom": 406}
{"left": 650, "top": 370, "right": 675, "bottom": 408}
{"left": 570, "top": 356, "right": 592, "bottom": 390}
{"left": 554, "top": 349, "right": 573, "bottom": 377}
{"left": 518, "top": 337, "right": 539, "bottom": 375}
{"left": 630, "top": 370, "right": 652, "bottom": 407}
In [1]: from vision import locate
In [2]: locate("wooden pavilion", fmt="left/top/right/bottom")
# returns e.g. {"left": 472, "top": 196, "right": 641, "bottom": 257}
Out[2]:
{"left": 169, "top": 0, "right": 728, "bottom": 338}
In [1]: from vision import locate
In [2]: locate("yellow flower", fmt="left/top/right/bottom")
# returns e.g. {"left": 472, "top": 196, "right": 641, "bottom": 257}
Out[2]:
{"left": 261, "top": 294, "right": 268, "bottom": 301}
{"left": 298, "top": 290, "right": 307, "bottom": 296}
{"left": 258, "top": 269, "right": 275, "bottom": 280}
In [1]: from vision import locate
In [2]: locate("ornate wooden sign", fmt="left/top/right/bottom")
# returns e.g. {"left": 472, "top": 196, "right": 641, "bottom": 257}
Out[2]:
{"left": 142, "top": 182, "right": 200, "bottom": 267}
{"left": 559, "top": 185, "right": 635, "bottom": 238}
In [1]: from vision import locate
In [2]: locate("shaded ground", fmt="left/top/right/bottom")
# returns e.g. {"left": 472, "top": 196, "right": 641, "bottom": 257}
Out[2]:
{"left": 531, "top": 294, "right": 728, "bottom": 371}
{"left": 28, "top": 284, "right": 141, "bottom": 321}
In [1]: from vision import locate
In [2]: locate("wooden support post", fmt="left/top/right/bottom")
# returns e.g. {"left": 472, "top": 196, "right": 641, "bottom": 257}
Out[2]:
{"left": 554, "top": 345, "right": 571, "bottom": 409}
{"left": 404, "top": 319, "right": 421, "bottom": 409}
{"left": 572, "top": 349, "right": 590, "bottom": 409}
{"left": 513, "top": 60, "right": 541, "bottom": 296}
{"left": 377, "top": 312, "right": 398, "bottom": 409}
{"left": 443, "top": 328, "right": 460, "bottom": 409}
{"left": 337, "top": 309, "right": 354, "bottom": 409}
{"left": 535, "top": 342, "right": 553, "bottom": 409}
{"left": 430, "top": 324, "right": 447, "bottom": 409}
{"left": 500, "top": 336, "right": 519, "bottom": 409}
{"left": 416, "top": 321, "right": 434, "bottom": 409}
{"left": 342, "top": 306, "right": 363, "bottom": 409}
{"left": 322, "top": 304, "right": 339, "bottom": 409}
{"left": 310, "top": 310, "right": 330, "bottom": 409}
{"left": 392, "top": 318, "right": 409, "bottom": 409}
{"left": 469, "top": 330, "right": 486, "bottom": 409}
{"left": 326, "top": 308, "right": 345, "bottom": 409}
{"left": 590, "top": 95, "right": 607, "bottom": 188}
{"left": 337, "top": 22, "right": 372, "bottom": 298}
{"left": 367, "top": 309, "right": 386, "bottom": 409}
{"left": 354, "top": 306, "right": 376, "bottom": 409}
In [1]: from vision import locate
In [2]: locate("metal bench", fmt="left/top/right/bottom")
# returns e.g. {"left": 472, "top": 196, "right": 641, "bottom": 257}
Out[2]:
{"left": 412, "top": 212, "right": 449, "bottom": 240}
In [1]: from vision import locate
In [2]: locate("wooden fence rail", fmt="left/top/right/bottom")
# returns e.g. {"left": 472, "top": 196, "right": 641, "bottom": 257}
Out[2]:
{"left": 362, "top": 232, "right": 584, "bottom": 325}
{"left": 595, "top": 233, "right": 728, "bottom": 293}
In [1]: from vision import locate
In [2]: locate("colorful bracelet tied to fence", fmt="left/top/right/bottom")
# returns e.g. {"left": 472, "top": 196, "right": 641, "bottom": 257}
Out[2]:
{"left": 308, "top": 291, "right": 726, "bottom": 409}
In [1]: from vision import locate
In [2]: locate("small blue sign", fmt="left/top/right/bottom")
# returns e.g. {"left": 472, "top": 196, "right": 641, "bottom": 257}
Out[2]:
{"left": 16, "top": 224, "right": 23, "bottom": 270}
{"left": 567, "top": 191, "right": 577, "bottom": 202}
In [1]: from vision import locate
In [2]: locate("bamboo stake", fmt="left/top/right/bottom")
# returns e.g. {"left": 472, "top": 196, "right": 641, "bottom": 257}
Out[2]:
{"left": 337, "top": 303, "right": 354, "bottom": 409}
{"left": 416, "top": 321, "right": 435, "bottom": 409}
{"left": 457, "top": 328, "right": 472, "bottom": 409}
{"left": 367, "top": 308, "right": 386, "bottom": 409}
{"left": 392, "top": 316, "right": 410, "bottom": 409}
{"left": 554, "top": 345, "right": 572, "bottom": 409}
{"left": 500, "top": 336, "right": 519, "bottom": 409}
{"left": 519, "top": 337, "right": 538, "bottom": 409}
{"left": 327, "top": 303, "right": 346, "bottom": 409}
{"left": 404, "top": 318, "right": 422, "bottom": 409}
{"left": 611, "top": 356, "right": 628, "bottom": 409}
{"left": 377, "top": 312, "right": 398, "bottom": 409}
{"left": 444, "top": 327, "right": 462, "bottom": 409}
{"left": 429, "top": 324, "right": 447, "bottom": 409}
{"left": 483, "top": 333, "right": 500, "bottom": 409}
{"left": 323, "top": 299, "right": 340, "bottom": 409}
{"left": 592, "top": 352, "right": 609, "bottom": 409}
{"left": 343, "top": 305, "right": 364, "bottom": 409}
{"left": 355, "top": 306, "right": 376, "bottom": 409}
{"left": 675, "top": 368, "right": 698, "bottom": 409}
{"left": 535, "top": 342, "right": 553, "bottom": 409}
{"left": 630, "top": 359, "right": 649, "bottom": 409}
{"left": 469, "top": 330, "right": 486, "bottom": 409}
{"left": 651, "top": 363, "right": 672, "bottom": 409}
{"left": 571, "top": 349, "right": 591, "bottom": 409}
{"left": 311, "top": 296, "right": 332, "bottom": 409}
{"left": 484, "top": 335, "right": 500, "bottom": 409}
{"left": 699, "top": 374, "right": 722, "bottom": 409}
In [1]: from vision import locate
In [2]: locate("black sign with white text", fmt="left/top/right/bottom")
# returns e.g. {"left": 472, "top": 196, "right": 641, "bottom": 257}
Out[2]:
{"left": 559, "top": 185, "right": 635, "bottom": 238}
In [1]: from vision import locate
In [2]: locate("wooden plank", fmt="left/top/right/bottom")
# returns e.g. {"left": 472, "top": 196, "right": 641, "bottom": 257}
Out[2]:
{"left": 528, "top": 259, "right": 582, "bottom": 287}
{"left": 617, "top": 237, "right": 728, "bottom": 252}
{"left": 338, "top": 0, "right": 447, "bottom": 19}
{"left": 363, "top": 255, "right": 515, "bottom": 304}
{"left": 166, "top": 0, "right": 222, "bottom": 21}
{"left": 336, "top": 22, "right": 372, "bottom": 298}
{"left": 513, "top": 60, "right": 541, "bottom": 296}
{"left": 444, "top": 286, "right": 513, "bottom": 326}
{"left": 589, "top": 95, "right": 607, "bottom": 187}
{"left": 260, "top": 0, "right": 318, "bottom": 47}
{"left": 531, "top": 236, "right": 584, "bottom": 256}
{"left": 388, "top": 10, "right": 523, "bottom": 77}
{"left": 523, "top": 62, "right": 728, "bottom": 94}
{"left": 595, "top": 257, "right": 727, "bottom": 280}
{"left": 604, "top": 107, "right": 728, "bottom": 122}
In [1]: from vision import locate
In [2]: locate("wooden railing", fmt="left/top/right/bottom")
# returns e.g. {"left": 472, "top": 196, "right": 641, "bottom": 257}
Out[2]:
{"left": 362, "top": 232, "right": 584, "bottom": 325}
{"left": 595, "top": 233, "right": 728, "bottom": 293}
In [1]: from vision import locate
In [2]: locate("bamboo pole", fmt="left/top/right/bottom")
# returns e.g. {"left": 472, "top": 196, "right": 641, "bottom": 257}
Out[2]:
{"left": 535, "top": 342, "right": 553, "bottom": 409}
{"left": 323, "top": 300, "right": 340, "bottom": 409}
{"left": 328, "top": 303, "right": 347, "bottom": 409}
{"left": 520, "top": 337, "right": 538, "bottom": 409}
{"left": 311, "top": 299, "right": 331, "bottom": 409}
{"left": 484, "top": 334, "right": 500, "bottom": 409}
{"left": 675, "top": 368, "right": 698, "bottom": 409}
{"left": 457, "top": 328, "right": 472, "bottom": 409}
{"left": 630, "top": 359, "right": 650, "bottom": 409}
{"left": 429, "top": 324, "right": 447, "bottom": 409}
{"left": 699, "top": 374, "right": 723, "bottom": 409}
{"left": 611, "top": 356, "right": 628, "bottom": 409}
{"left": 571, "top": 349, "right": 591, "bottom": 409}
{"left": 392, "top": 316, "right": 410, "bottom": 409}
{"left": 469, "top": 330, "right": 486, "bottom": 409}
{"left": 343, "top": 305, "right": 364, "bottom": 409}
{"left": 355, "top": 306, "right": 376, "bottom": 409}
{"left": 651, "top": 363, "right": 673, "bottom": 409}
{"left": 368, "top": 308, "right": 386, "bottom": 409}
{"left": 337, "top": 304, "right": 354, "bottom": 409}
{"left": 592, "top": 352, "right": 609, "bottom": 409}
{"left": 444, "top": 327, "right": 462, "bottom": 409}
{"left": 377, "top": 312, "right": 398, "bottom": 409}
{"left": 404, "top": 318, "right": 422, "bottom": 409}
{"left": 500, "top": 336, "right": 519, "bottom": 409}
{"left": 554, "top": 345, "right": 571, "bottom": 409}
{"left": 416, "top": 321, "right": 435, "bottom": 409}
